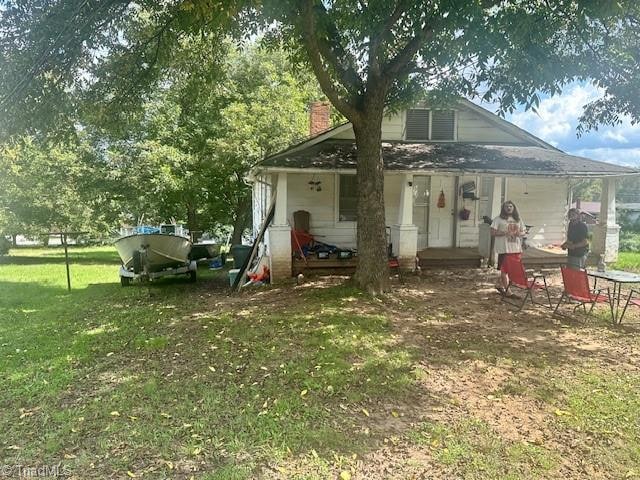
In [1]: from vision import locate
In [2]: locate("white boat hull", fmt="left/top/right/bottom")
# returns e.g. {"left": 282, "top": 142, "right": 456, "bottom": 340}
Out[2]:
{"left": 115, "top": 234, "right": 192, "bottom": 273}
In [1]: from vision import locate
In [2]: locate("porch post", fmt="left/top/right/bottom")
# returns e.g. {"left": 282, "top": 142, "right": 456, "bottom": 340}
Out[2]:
{"left": 488, "top": 177, "right": 503, "bottom": 218}
{"left": 479, "top": 176, "right": 503, "bottom": 266}
{"left": 268, "top": 172, "right": 292, "bottom": 282}
{"left": 592, "top": 177, "right": 620, "bottom": 263}
{"left": 390, "top": 173, "right": 418, "bottom": 270}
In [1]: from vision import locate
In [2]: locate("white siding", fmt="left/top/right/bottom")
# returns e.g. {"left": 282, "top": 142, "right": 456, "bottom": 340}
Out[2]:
{"left": 278, "top": 174, "right": 568, "bottom": 253}
{"left": 329, "top": 106, "right": 528, "bottom": 144}
{"left": 456, "top": 175, "right": 481, "bottom": 247}
{"left": 252, "top": 174, "right": 272, "bottom": 239}
{"left": 284, "top": 173, "right": 402, "bottom": 249}
{"left": 506, "top": 178, "right": 569, "bottom": 246}
{"left": 456, "top": 108, "right": 525, "bottom": 144}
{"left": 329, "top": 113, "right": 404, "bottom": 140}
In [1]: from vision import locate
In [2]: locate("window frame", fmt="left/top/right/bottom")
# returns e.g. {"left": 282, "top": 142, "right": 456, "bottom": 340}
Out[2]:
{"left": 335, "top": 173, "right": 358, "bottom": 225}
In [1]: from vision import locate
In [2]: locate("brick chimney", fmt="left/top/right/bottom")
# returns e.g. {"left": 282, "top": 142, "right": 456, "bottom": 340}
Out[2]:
{"left": 309, "top": 101, "right": 331, "bottom": 136}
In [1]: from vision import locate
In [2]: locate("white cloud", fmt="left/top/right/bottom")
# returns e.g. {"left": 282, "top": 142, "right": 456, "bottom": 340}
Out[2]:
{"left": 507, "top": 83, "right": 601, "bottom": 144}
{"left": 498, "top": 82, "right": 640, "bottom": 164}
{"left": 603, "top": 131, "right": 629, "bottom": 144}
{"left": 570, "top": 148, "right": 640, "bottom": 167}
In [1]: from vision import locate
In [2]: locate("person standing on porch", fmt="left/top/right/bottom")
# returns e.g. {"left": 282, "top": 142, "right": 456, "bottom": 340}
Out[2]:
{"left": 561, "top": 208, "right": 589, "bottom": 269}
{"left": 491, "top": 201, "right": 526, "bottom": 297}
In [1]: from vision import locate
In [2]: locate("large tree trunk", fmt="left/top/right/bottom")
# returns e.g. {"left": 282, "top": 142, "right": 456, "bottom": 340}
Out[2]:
{"left": 230, "top": 195, "right": 251, "bottom": 245}
{"left": 352, "top": 97, "right": 389, "bottom": 294}
{"left": 186, "top": 204, "right": 197, "bottom": 235}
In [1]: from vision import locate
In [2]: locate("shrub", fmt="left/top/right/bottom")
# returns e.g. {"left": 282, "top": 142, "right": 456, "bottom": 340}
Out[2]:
{"left": 619, "top": 231, "right": 640, "bottom": 252}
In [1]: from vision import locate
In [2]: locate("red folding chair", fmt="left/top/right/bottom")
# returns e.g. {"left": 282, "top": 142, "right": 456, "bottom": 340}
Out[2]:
{"left": 553, "top": 266, "right": 614, "bottom": 322}
{"left": 502, "top": 255, "right": 552, "bottom": 310}
{"left": 620, "top": 289, "right": 640, "bottom": 323}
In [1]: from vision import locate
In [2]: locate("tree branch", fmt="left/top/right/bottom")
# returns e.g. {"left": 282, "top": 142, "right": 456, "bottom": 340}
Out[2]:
{"left": 383, "top": 17, "right": 434, "bottom": 80}
{"left": 0, "top": 0, "right": 127, "bottom": 108}
{"left": 307, "top": 3, "right": 364, "bottom": 96}
{"left": 299, "top": 0, "right": 361, "bottom": 122}
{"left": 368, "top": 0, "right": 408, "bottom": 77}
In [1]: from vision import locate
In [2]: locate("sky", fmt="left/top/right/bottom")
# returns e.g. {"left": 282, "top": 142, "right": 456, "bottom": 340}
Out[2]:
{"left": 478, "top": 82, "right": 640, "bottom": 168}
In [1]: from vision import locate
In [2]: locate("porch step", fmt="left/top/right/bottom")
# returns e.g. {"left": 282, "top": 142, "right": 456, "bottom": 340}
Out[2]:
{"left": 292, "top": 255, "right": 357, "bottom": 276}
{"left": 418, "top": 247, "right": 482, "bottom": 269}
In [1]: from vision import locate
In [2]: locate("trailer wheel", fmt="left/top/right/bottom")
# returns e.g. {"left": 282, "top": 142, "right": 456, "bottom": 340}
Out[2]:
{"left": 132, "top": 250, "right": 144, "bottom": 274}
{"left": 120, "top": 276, "right": 131, "bottom": 287}
{"left": 188, "top": 270, "right": 197, "bottom": 283}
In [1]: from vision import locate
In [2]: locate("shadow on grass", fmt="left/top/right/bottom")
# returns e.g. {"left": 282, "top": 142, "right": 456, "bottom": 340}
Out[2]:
{"left": 4, "top": 272, "right": 639, "bottom": 478}
{"left": 0, "top": 280, "right": 71, "bottom": 308}
{"left": 0, "top": 283, "right": 447, "bottom": 478}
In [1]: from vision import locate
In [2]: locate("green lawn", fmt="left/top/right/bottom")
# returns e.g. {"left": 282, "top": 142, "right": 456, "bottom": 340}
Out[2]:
{"left": 614, "top": 251, "right": 640, "bottom": 272}
{"left": 1, "top": 247, "right": 640, "bottom": 479}
{"left": 0, "top": 247, "right": 415, "bottom": 478}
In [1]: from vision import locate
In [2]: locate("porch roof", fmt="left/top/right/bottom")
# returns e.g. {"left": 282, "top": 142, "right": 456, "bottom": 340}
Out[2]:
{"left": 260, "top": 140, "right": 638, "bottom": 177}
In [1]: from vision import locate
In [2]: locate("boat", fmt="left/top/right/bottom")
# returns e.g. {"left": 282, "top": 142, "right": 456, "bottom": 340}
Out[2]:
{"left": 190, "top": 241, "right": 221, "bottom": 260}
{"left": 115, "top": 224, "right": 196, "bottom": 285}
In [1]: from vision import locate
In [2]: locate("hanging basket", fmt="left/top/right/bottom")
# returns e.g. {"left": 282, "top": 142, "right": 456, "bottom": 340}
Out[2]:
{"left": 437, "top": 190, "right": 446, "bottom": 208}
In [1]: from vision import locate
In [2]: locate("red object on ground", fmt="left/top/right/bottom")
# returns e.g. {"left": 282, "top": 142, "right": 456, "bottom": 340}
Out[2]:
{"left": 291, "top": 229, "right": 314, "bottom": 252}
{"left": 247, "top": 265, "right": 270, "bottom": 282}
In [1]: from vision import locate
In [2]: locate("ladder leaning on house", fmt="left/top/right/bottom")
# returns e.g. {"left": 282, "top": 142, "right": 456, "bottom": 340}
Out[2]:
{"left": 231, "top": 193, "right": 276, "bottom": 292}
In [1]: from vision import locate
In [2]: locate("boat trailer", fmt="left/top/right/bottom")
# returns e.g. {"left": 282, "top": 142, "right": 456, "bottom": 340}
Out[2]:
{"left": 119, "top": 249, "right": 197, "bottom": 286}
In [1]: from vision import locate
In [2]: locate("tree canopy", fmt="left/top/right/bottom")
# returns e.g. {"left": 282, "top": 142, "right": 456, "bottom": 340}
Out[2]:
{"left": 1, "top": 0, "right": 638, "bottom": 291}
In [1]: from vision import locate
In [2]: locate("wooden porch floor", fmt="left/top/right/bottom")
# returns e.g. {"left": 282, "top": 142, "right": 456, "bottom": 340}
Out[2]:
{"left": 418, "top": 247, "right": 482, "bottom": 268}
{"left": 417, "top": 245, "right": 569, "bottom": 268}
{"left": 292, "top": 245, "right": 569, "bottom": 275}
{"left": 292, "top": 253, "right": 356, "bottom": 276}
{"left": 522, "top": 246, "right": 568, "bottom": 267}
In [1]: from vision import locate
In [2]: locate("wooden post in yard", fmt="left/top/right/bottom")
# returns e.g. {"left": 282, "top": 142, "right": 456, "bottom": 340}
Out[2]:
{"left": 61, "top": 233, "right": 71, "bottom": 291}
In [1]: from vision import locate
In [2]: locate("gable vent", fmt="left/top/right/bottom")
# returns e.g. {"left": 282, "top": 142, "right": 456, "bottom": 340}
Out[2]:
{"left": 406, "top": 109, "right": 430, "bottom": 141}
{"left": 431, "top": 110, "right": 456, "bottom": 140}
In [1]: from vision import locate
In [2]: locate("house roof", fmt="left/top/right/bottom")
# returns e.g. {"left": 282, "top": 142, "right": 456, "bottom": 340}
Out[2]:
{"left": 259, "top": 140, "right": 638, "bottom": 177}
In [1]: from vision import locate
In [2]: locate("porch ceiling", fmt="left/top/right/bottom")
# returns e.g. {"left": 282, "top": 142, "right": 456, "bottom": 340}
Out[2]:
{"left": 260, "top": 140, "right": 638, "bottom": 177}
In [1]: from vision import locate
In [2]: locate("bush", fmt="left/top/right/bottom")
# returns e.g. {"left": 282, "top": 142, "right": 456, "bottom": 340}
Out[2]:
{"left": 619, "top": 231, "right": 640, "bottom": 252}
{"left": 617, "top": 210, "right": 640, "bottom": 232}
{"left": 0, "top": 236, "right": 10, "bottom": 255}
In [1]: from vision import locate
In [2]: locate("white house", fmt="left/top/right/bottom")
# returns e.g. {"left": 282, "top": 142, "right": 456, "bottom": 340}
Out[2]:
{"left": 250, "top": 99, "right": 637, "bottom": 282}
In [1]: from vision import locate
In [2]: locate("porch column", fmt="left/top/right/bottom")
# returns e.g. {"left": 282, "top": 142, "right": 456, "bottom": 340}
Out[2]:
{"left": 488, "top": 177, "right": 503, "bottom": 219}
{"left": 268, "top": 172, "right": 292, "bottom": 282}
{"left": 479, "top": 176, "right": 502, "bottom": 266}
{"left": 592, "top": 177, "right": 620, "bottom": 262}
{"left": 390, "top": 173, "right": 418, "bottom": 270}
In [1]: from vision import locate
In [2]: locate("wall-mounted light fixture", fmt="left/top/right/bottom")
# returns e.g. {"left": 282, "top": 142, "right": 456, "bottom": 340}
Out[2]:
{"left": 308, "top": 180, "right": 322, "bottom": 192}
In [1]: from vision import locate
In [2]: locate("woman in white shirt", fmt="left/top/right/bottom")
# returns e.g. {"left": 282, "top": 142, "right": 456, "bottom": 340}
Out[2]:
{"left": 491, "top": 201, "right": 526, "bottom": 298}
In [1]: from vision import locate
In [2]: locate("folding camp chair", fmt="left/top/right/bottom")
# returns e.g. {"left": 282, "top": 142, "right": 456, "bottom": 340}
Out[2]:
{"left": 620, "top": 289, "right": 640, "bottom": 323}
{"left": 553, "top": 266, "right": 614, "bottom": 322}
{"left": 502, "top": 255, "right": 553, "bottom": 310}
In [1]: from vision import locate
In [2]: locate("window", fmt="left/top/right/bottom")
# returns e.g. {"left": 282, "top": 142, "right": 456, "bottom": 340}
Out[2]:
{"left": 338, "top": 175, "right": 357, "bottom": 222}
{"left": 406, "top": 109, "right": 430, "bottom": 140}
{"left": 405, "top": 109, "right": 456, "bottom": 141}
{"left": 431, "top": 110, "right": 456, "bottom": 140}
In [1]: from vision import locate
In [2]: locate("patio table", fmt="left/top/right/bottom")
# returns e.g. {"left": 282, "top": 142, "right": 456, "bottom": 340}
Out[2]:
{"left": 587, "top": 269, "right": 640, "bottom": 324}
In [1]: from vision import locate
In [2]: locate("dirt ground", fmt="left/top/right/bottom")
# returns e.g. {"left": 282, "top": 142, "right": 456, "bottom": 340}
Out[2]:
{"left": 240, "top": 268, "right": 640, "bottom": 479}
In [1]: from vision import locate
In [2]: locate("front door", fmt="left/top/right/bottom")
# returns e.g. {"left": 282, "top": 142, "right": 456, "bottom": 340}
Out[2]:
{"left": 428, "top": 176, "right": 455, "bottom": 247}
